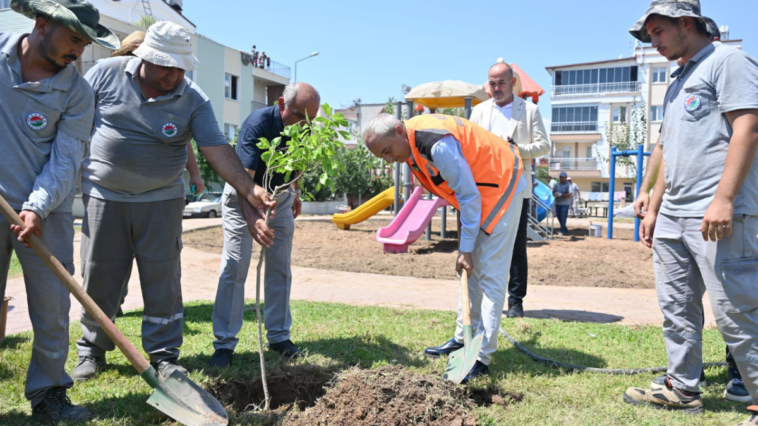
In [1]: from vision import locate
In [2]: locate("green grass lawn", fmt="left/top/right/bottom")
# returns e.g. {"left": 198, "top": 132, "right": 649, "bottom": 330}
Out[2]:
{"left": 0, "top": 301, "right": 750, "bottom": 425}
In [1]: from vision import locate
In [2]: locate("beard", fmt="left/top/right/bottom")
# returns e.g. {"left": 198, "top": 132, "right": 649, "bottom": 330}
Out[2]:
{"left": 38, "top": 30, "right": 76, "bottom": 71}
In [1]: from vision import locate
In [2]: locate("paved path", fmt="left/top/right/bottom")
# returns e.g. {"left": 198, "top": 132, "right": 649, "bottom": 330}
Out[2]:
{"left": 3, "top": 219, "right": 716, "bottom": 337}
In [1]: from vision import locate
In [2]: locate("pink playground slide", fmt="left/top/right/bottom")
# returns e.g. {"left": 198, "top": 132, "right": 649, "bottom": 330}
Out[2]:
{"left": 376, "top": 186, "right": 449, "bottom": 254}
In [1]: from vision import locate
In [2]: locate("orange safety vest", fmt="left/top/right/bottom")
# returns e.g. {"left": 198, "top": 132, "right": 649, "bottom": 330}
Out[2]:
{"left": 405, "top": 114, "right": 523, "bottom": 235}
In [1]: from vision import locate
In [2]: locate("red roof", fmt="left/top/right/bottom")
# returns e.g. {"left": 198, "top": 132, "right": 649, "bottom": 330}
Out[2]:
{"left": 511, "top": 63, "right": 545, "bottom": 101}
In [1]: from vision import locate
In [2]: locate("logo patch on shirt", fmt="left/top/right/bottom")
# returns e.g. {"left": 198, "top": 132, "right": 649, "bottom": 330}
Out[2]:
{"left": 161, "top": 123, "right": 178, "bottom": 138}
{"left": 26, "top": 113, "right": 48, "bottom": 131}
{"left": 684, "top": 94, "right": 702, "bottom": 112}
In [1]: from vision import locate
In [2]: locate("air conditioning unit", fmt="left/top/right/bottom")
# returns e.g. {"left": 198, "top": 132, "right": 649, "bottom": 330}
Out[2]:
{"left": 166, "top": 0, "right": 183, "bottom": 11}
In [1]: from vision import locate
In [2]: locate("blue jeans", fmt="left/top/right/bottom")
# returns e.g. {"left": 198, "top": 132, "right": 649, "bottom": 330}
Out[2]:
{"left": 555, "top": 204, "right": 569, "bottom": 234}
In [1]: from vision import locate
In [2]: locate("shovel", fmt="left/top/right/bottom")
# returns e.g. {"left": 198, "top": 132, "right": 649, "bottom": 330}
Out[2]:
{"left": 444, "top": 269, "right": 483, "bottom": 384}
{"left": 0, "top": 195, "right": 228, "bottom": 426}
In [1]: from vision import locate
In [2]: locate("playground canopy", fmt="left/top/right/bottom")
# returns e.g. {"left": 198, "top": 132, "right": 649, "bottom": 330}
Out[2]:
{"left": 404, "top": 80, "right": 489, "bottom": 110}
{"left": 511, "top": 63, "right": 545, "bottom": 103}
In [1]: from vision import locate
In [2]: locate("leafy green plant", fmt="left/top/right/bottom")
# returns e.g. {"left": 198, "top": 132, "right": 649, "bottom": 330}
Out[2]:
{"left": 137, "top": 15, "right": 157, "bottom": 30}
{"left": 253, "top": 103, "right": 348, "bottom": 410}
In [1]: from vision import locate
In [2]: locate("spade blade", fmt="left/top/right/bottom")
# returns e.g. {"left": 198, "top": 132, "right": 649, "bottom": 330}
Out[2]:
{"left": 444, "top": 330, "right": 484, "bottom": 384}
{"left": 144, "top": 369, "right": 228, "bottom": 426}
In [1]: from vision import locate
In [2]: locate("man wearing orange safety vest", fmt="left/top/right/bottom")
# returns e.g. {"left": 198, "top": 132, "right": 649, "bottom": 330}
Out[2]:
{"left": 364, "top": 113, "right": 526, "bottom": 381}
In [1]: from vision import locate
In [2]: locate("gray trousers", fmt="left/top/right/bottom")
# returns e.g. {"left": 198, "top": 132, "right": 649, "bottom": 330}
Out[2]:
{"left": 76, "top": 195, "right": 185, "bottom": 363}
{"left": 0, "top": 212, "right": 75, "bottom": 406}
{"left": 454, "top": 196, "right": 523, "bottom": 365}
{"left": 654, "top": 213, "right": 758, "bottom": 403}
{"left": 212, "top": 185, "right": 295, "bottom": 350}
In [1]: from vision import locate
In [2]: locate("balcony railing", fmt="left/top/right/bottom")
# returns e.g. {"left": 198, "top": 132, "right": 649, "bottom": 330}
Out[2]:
{"left": 551, "top": 121, "right": 598, "bottom": 133}
{"left": 252, "top": 101, "right": 268, "bottom": 111}
{"left": 252, "top": 60, "right": 291, "bottom": 80}
{"left": 549, "top": 157, "right": 599, "bottom": 171}
{"left": 552, "top": 81, "right": 641, "bottom": 96}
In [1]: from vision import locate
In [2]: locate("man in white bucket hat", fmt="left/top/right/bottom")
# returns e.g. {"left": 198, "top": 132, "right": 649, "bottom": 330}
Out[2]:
{"left": 72, "top": 21, "right": 275, "bottom": 382}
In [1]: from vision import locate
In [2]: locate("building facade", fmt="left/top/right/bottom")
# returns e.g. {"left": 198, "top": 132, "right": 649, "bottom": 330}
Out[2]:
{"left": 544, "top": 39, "right": 743, "bottom": 202}
{"left": 0, "top": 0, "right": 290, "bottom": 139}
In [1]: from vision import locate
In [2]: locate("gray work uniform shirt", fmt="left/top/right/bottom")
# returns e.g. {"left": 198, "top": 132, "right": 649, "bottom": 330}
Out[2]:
{"left": 660, "top": 43, "right": 758, "bottom": 217}
{"left": 82, "top": 57, "right": 228, "bottom": 202}
{"left": 553, "top": 181, "right": 572, "bottom": 206}
{"left": 0, "top": 32, "right": 93, "bottom": 218}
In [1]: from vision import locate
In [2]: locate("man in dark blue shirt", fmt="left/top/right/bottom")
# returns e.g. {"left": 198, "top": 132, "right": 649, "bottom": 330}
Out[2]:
{"left": 210, "top": 83, "right": 320, "bottom": 367}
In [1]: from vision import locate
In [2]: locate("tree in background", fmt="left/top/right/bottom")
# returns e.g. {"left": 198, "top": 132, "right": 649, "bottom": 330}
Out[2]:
{"left": 602, "top": 97, "right": 647, "bottom": 180}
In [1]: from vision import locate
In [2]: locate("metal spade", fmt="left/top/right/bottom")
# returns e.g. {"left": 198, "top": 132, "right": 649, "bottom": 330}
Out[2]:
{"left": 444, "top": 270, "right": 483, "bottom": 384}
{"left": 0, "top": 195, "right": 228, "bottom": 426}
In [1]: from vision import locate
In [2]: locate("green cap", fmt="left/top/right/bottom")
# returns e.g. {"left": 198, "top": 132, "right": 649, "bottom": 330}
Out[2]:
{"left": 11, "top": 0, "right": 119, "bottom": 49}
{"left": 630, "top": 0, "right": 706, "bottom": 43}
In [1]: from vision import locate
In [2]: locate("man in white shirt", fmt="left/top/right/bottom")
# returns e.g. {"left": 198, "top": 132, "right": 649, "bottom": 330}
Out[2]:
{"left": 568, "top": 177, "right": 580, "bottom": 217}
{"left": 470, "top": 63, "right": 550, "bottom": 318}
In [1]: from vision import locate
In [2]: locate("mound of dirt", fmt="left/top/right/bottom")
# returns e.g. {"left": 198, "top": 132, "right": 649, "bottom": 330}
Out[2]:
{"left": 285, "top": 365, "right": 478, "bottom": 426}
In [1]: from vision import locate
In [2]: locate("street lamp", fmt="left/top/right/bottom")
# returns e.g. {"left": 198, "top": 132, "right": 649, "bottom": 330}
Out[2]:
{"left": 294, "top": 51, "right": 319, "bottom": 83}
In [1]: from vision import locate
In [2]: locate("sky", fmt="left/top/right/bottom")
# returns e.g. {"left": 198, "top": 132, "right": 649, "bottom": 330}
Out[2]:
{"left": 183, "top": 0, "right": 758, "bottom": 120}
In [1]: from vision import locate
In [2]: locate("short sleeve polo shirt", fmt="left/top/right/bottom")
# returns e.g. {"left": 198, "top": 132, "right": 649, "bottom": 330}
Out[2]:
{"left": 660, "top": 43, "right": 758, "bottom": 217}
{"left": 0, "top": 32, "right": 95, "bottom": 212}
{"left": 236, "top": 105, "right": 291, "bottom": 191}
{"left": 82, "top": 57, "right": 229, "bottom": 202}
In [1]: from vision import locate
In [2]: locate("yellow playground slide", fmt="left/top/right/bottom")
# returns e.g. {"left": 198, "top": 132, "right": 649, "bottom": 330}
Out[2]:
{"left": 332, "top": 187, "right": 396, "bottom": 230}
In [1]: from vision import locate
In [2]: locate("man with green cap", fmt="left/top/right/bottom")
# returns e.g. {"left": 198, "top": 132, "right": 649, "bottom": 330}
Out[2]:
{"left": 625, "top": 1, "right": 758, "bottom": 423}
{"left": 0, "top": 0, "right": 117, "bottom": 423}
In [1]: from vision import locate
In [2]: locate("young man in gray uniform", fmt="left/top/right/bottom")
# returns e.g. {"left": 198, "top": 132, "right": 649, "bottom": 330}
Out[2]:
{"left": 624, "top": 1, "right": 758, "bottom": 422}
{"left": 209, "top": 83, "right": 320, "bottom": 367}
{"left": 0, "top": 0, "right": 117, "bottom": 422}
{"left": 72, "top": 21, "right": 274, "bottom": 381}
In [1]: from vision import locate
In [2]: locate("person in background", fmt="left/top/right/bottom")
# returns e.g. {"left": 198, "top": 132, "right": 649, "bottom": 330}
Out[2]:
{"left": 267, "top": 55, "right": 271, "bottom": 70}
{"left": 568, "top": 177, "right": 580, "bottom": 217}
{"left": 469, "top": 62, "right": 550, "bottom": 318}
{"left": 552, "top": 172, "right": 572, "bottom": 235}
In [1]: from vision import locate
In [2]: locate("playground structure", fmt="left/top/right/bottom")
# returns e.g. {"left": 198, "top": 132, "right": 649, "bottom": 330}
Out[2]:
{"left": 331, "top": 66, "right": 555, "bottom": 250}
{"left": 331, "top": 187, "right": 395, "bottom": 230}
{"left": 376, "top": 187, "right": 449, "bottom": 253}
{"left": 607, "top": 145, "right": 651, "bottom": 242}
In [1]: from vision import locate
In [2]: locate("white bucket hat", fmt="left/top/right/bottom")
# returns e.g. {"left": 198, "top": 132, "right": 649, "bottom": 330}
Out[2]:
{"left": 133, "top": 21, "right": 198, "bottom": 71}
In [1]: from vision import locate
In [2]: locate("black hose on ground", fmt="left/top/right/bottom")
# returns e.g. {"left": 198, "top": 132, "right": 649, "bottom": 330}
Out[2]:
{"left": 499, "top": 327, "right": 728, "bottom": 375}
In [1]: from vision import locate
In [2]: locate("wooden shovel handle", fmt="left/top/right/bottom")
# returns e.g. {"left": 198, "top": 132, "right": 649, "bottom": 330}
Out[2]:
{"left": 460, "top": 269, "right": 471, "bottom": 327}
{"left": 0, "top": 195, "right": 151, "bottom": 374}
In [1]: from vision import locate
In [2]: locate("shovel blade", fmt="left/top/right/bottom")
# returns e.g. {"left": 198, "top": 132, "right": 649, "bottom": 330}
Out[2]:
{"left": 443, "top": 331, "right": 483, "bottom": 384}
{"left": 146, "top": 370, "right": 228, "bottom": 426}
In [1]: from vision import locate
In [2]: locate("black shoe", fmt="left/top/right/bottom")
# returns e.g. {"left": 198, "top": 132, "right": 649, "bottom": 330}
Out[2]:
{"left": 461, "top": 361, "right": 489, "bottom": 384}
{"left": 151, "top": 358, "right": 188, "bottom": 379}
{"left": 116, "top": 307, "right": 124, "bottom": 318}
{"left": 32, "top": 387, "right": 92, "bottom": 424}
{"left": 71, "top": 355, "right": 107, "bottom": 382}
{"left": 651, "top": 370, "right": 707, "bottom": 388}
{"left": 269, "top": 340, "right": 301, "bottom": 359}
{"left": 725, "top": 365, "right": 752, "bottom": 403}
{"left": 208, "top": 348, "right": 234, "bottom": 368}
{"left": 507, "top": 302, "right": 524, "bottom": 318}
{"left": 423, "top": 338, "right": 464, "bottom": 358}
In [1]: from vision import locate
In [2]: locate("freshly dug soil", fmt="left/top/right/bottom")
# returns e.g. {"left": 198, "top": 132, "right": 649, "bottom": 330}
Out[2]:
{"left": 285, "top": 365, "right": 481, "bottom": 426}
{"left": 184, "top": 218, "right": 656, "bottom": 289}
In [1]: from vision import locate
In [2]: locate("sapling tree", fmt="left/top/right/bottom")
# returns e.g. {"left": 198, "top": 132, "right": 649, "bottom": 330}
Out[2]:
{"left": 253, "top": 104, "right": 349, "bottom": 410}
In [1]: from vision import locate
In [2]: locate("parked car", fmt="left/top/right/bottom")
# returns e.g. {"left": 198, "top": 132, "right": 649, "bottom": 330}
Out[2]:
{"left": 183, "top": 192, "right": 222, "bottom": 218}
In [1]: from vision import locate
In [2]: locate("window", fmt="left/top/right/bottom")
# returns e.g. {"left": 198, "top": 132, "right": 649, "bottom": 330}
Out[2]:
{"left": 224, "top": 74, "right": 238, "bottom": 100}
{"left": 586, "top": 146, "right": 593, "bottom": 158}
{"left": 552, "top": 106, "right": 598, "bottom": 123}
{"left": 652, "top": 67, "right": 667, "bottom": 83}
{"left": 223, "top": 123, "right": 237, "bottom": 141}
{"left": 0, "top": 0, "right": 9, "bottom": 9}
{"left": 612, "top": 106, "right": 627, "bottom": 123}
{"left": 591, "top": 182, "right": 610, "bottom": 192}
{"left": 558, "top": 66, "right": 638, "bottom": 86}
{"left": 650, "top": 106, "right": 664, "bottom": 122}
